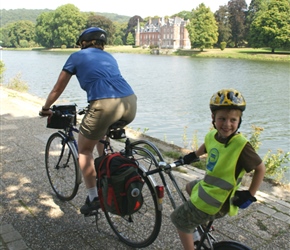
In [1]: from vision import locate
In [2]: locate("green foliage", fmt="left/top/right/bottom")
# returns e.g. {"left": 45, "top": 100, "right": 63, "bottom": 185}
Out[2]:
{"left": 191, "top": 131, "right": 199, "bottom": 151}
{"left": 228, "top": 0, "right": 247, "bottom": 47}
{"left": 5, "top": 73, "right": 28, "bottom": 92}
{"left": 4, "top": 20, "right": 35, "bottom": 48}
{"left": 0, "top": 9, "right": 53, "bottom": 26}
{"left": 113, "top": 36, "right": 124, "bottom": 45}
{"left": 1, "top": 9, "right": 130, "bottom": 27}
{"left": 182, "top": 126, "right": 189, "bottom": 148}
{"left": 263, "top": 150, "right": 290, "bottom": 182}
{"left": 113, "top": 21, "right": 127, "bottom": 44}
{"left": 215, "top": 5, "right": 232, "bottom": 46}
{"left": 35, "top": 5, "right": 86, "bottom": 48}
{"left": 19, "top": 40, "right": 29, "bottom": 48}
{"left": 220, "top": 42, "right": 227, "bottom": 50}
{"left": 52, "top": 4, "right": 86, "bottom": 48}
{"left": 187, "top": 3, "right": 218, "bottom": 51}
{"left": 126, "top": 32, "right": 135, "bottom": 45}
{"left": 86, "top": 14, "right": 116, "bottom": 45}
{"left": 0, "top": 61, "right": 6, "bottom": 82}
{"left": 245, "top": 124, "right": 290, "bottom": 183}
{"left": 248, "top": 125, "right": 264, "bottom": 151}
{"left": 248, "top": 0, "right": 290, "bottom": 52}
{"left": 163, "top": 151, "right": 182, "bottom": 159}
{"left": 35, "top": 12, "right": 57, "bottom": 47}
{"left": 172, "top": 11, "right": 193, "bottom": 20}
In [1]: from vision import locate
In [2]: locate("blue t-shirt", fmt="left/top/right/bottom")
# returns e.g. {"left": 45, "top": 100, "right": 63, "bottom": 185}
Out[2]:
{"left": 63, "top": 48, "right": 134, "bottom": 102}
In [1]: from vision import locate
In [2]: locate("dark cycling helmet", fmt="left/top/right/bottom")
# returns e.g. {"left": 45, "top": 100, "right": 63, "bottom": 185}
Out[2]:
{"left": 210, "top": 88, "right": 246, "bottom": 112}
{"left": 76, "top": 27, "right": 107, "bottom": 45}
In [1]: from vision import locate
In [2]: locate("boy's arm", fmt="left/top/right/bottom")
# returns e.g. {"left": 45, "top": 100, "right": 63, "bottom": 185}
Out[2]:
{"left": 233, "top": 162, "right": 266, "bottom": 209}
{"left": 249, "top": 162, "right": 266, "bottom": 196}
{"left": 196, "top": 143, "right": 206, "bottom": 157}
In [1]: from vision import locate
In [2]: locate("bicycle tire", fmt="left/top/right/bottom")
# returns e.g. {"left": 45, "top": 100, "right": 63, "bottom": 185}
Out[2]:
{"left": 104, "top": 167, "right": 162, "bottom": 248}
{"left": 45, "top": 132, "right": 80, "bottom": 201}
{"left": 213, "top": 241, "right": 252, "bottom": 250}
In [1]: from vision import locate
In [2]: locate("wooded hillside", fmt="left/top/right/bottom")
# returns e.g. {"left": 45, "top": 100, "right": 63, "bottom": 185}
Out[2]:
{"left": 0, "top": 9, "right": 130, "bottom": 26}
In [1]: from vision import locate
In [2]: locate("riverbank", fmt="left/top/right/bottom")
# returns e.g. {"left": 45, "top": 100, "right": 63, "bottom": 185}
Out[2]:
{"left": 3, "top": 46, "right": 290, "bottom": 62}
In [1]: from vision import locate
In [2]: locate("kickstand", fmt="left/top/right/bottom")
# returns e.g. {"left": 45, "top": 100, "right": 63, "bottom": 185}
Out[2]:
{"left": 84, "top": 210, "right": 102, "bottom": 232}
{"left": 93, "top": 210, "right": 102, "bottom": 232}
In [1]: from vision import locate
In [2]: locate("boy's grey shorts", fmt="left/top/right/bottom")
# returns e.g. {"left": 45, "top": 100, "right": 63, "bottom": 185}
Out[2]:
{"left": 170, "top": 180, "right": 226, "bottom": 233}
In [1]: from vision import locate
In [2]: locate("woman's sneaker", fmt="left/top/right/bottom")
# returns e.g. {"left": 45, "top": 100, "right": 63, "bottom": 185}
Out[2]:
{"left": 80, "top": 196, "right": 100, "bottom": 215}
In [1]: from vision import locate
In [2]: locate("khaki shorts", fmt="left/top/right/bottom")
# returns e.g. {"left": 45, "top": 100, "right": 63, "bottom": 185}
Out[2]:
{"left": 170, "top": 180, "right": 226, "bottom": 233}
{"left": 79, "top": 94, "right": 137, "bottom": 140}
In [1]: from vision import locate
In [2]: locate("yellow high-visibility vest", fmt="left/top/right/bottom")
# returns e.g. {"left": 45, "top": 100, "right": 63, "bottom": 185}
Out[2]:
{"left": 190, "top": 129, "right": 247, "bottom": 216}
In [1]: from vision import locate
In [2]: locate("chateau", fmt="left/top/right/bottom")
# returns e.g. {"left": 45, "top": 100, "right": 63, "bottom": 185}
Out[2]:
{"left": 135, "top": 17, "right": 191, "bottom": 50}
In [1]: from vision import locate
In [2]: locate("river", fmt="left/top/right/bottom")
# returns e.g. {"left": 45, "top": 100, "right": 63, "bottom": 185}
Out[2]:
{"left": 1, "top": 50, "right": 290, "bottom": 160}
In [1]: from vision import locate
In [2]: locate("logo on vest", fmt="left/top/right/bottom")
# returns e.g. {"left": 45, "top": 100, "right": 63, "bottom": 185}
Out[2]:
{"left": 207, "top": 148, "right": 219, "bottom": 171}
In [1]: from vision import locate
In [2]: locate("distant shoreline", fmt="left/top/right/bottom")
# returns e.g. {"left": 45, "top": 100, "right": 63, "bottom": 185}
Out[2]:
{"left": 3, "top": 46, "right": 290, "bottom": 62}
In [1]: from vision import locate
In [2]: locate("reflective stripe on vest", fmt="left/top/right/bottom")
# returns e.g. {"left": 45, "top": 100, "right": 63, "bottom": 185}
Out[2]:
{"left": 204, "top": 175, "right": 234, "bottom": 190}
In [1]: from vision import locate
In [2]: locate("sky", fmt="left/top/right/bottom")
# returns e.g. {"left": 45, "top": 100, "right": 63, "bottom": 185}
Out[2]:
{"left": 0, "top": 0, "right": 252, "bottom": 18}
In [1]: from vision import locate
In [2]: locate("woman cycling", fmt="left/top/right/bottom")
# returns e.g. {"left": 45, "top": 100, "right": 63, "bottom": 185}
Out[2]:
{"left": 40, "top": 27, "right": 137, "bottom": 215}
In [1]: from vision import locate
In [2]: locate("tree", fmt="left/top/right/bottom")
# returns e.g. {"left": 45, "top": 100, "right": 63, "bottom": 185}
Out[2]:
{"left": 35, "top": 12, "right": 55, "bottom": 48}
{"left": 245, "top": 0, "right": 269, "bottom": 45}
{"left": 113, "top": 22, "right": 127, "bottom": 45}
{"left": 187, "top": 3, "right": 218, "bottom": 51}
{"left": 113, "top": 36, "right": 123, "bottom": 45}
{"left": 215, "top": 5, "right": 232, "bottom": 47}
{"left": 228, "top": 0, "right": 248, "bottom": 47}
{"left": 126, "top": 32, "right": 135, "bottom": 45}
{"left": 52, "top": 4, "right": 86, "bottom": 47}
{"left": 125, "top": 15, "right": 143, "bottom": 45}
{"left": 4, "top": 20, "right": 35, "bottom": 48}
{"left": 249, "top": 0, "right": 290, "bottom": 52}
{"left": 0, "top": 24, "right": 13, "bottom": 47}
{"left": 172, "top": 11, "right": 193, "bottom": 20}
{"left": 86, "top": 14, "right": 116, "bottom": 45}
{"left": 35, "top": 4, "right": 86, "bottom": 48}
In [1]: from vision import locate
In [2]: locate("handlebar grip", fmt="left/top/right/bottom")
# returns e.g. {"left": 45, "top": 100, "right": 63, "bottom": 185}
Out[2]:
{"left": 145, "top": 168, "right": 161, "bottom": 176}
{"left": 145, "top": 159, "right": 184, "bottom": 176}
{"left": 54, "top": 110, "right": 62, "bottom": 116}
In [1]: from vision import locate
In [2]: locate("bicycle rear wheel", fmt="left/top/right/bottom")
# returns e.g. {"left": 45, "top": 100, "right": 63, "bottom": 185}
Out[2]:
{"left": 104, "top": 168, "right": 162, "bottom": 248}
{"left": 213, "top": 241, "right": 252, "bottom": 250}
{"left": 45, "top": 132, "right": 80, "bottom": 201}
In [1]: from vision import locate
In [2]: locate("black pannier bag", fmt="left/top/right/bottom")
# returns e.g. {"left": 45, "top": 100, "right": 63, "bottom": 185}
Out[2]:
{"left": 95, "top": 152, "right": 144, "bottom": 216}
{"left": 47, "top": 104, "right": 76, "bottom": 129}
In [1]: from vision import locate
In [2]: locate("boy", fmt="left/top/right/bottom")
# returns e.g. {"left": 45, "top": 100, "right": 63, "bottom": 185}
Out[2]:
{"left": 170, "top": 89, "right": 265, "bottom": 250}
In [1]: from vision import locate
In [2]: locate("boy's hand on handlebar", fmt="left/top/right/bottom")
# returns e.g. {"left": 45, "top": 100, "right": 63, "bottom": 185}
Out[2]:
{"left": 183, "top": 152, "right": 200, "bottom": 164}
{"left": 232, "top": 190, "right": 257, "bottom": 209}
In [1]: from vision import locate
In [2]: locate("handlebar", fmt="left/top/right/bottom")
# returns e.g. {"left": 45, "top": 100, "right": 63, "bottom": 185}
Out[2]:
{"left": 39, "top": 106, "right": 88, "bottom": 117}
{"left": 145, "top": 159, "right": 184, "bottom": 176}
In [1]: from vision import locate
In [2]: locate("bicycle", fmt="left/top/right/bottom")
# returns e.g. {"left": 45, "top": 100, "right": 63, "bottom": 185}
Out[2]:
{"left": 44, "top": 105, "right": 252, "bottom": 249}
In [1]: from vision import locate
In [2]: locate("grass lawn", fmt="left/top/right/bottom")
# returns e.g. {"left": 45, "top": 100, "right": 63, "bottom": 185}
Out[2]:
{"left": 8, "top": 46, "right": 290, "bottom": 62}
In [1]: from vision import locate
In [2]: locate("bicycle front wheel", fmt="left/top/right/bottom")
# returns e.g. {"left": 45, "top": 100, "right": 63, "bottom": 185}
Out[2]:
{"left": 104, "top": 168, "right": 162, "bottom": 248}
{"left": 213, "top": 241, "right": 252, "bottom": 250}
{"left": 45, "top": 132, "right": 80, "bottom": 201}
